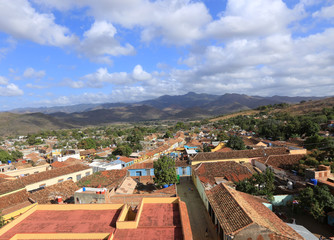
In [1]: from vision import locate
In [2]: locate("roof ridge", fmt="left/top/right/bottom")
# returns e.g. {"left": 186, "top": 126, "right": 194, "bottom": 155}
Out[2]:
{"left": 219, "top": 184, "right": 254, "bottom": 231}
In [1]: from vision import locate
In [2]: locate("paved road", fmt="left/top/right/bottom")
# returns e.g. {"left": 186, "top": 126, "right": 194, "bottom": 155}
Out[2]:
{"left": 176, "top": 177, "right": 217, "bottom": 240}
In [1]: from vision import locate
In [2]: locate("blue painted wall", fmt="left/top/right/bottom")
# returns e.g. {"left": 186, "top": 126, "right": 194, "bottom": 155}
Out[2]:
{"left": 128, "top": 166, "right": 191, "bottom": 177}
{"left": 177, "top": 166, "right": 191, "bottom": 176}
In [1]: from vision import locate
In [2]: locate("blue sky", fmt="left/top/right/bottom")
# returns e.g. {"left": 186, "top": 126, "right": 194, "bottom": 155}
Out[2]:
{"left": 0, "top": 0, "right": 333, "bottom": 110}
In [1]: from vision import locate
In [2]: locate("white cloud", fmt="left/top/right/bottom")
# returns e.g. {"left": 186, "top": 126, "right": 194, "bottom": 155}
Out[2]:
{"left": 0, "top": 37, "right": 16, "bottom": 60}
{"left": 26, "top": 83, "right": 47, "bottom": 89}
{"left": 0, "top": 0, "right": 77, "bottom": 47}
{"left": 0, "top": 83, "right": 24, "bottom": 96}
{"left": 72, "top": 65, "right": 153, "bottom": 88}
{"left": 0, "top": 76, "right": 8, "bottom": 85}
{"left": 132, "top": 65, "right": 151, "bottom": 81}
{"left": 206, "top": 0, "right": 300, "bottom": 39}
{"left": 79, "top": 20, "right": 135, "bottom": 64}
{"left": 33, "top": 0, "right": 211, "bottom": 45}
{"left": 23, "top": 67, "right": 46, "bottom": 79}
{"left": 313, "top": 4, "right": 334, "bottom": 19}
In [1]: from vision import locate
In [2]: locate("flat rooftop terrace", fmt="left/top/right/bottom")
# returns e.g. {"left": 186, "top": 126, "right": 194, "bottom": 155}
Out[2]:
{"left": 1, "top": 209, "right": 121, "bottom": 240}
{"left": 0, "top": 198, "right": 192, "bottom": 240}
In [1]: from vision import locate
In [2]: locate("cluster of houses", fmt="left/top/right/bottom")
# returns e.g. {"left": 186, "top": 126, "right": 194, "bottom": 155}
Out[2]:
{"left": 1, "top": 127, "right": 334, "bottom": 239}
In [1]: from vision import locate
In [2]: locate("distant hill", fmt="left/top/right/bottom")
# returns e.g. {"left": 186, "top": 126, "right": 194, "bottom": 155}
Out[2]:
{"left": 0, "top": 112, "right": 75, "bottom": 136}
{"left": 0, "top": 92, "right": 329, "bottom": 135}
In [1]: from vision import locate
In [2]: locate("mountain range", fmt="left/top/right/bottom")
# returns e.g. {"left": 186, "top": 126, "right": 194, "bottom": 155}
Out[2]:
{"left": 0, "top": 92, "right": 326, "bottom": 135}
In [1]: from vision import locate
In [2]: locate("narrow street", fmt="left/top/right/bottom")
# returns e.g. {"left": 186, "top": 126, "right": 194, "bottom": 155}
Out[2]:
{"left": 176, "top": 177, "right": 217, "bottom": 240}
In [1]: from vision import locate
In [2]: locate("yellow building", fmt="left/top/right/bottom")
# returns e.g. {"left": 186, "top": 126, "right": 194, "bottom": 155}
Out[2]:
{"left": 0, "top": 198, "right": 192, "bottom": 240}
{"left": 4, "top": 164, "right": 50, "bottom": 178}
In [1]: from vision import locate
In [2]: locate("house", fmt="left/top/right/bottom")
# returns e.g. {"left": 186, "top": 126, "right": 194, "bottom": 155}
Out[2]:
{"left": 192, "top": 161, "right": 253, "bottom": 209}
{"left": 20, "top": 164, "right": 92, "bottom": 191}
{"left": 23, "top": 152, "right": 45, "bottom": 164}
{"left": 4, "top": 164, "right": 50, "bottom": 177}
{"left": 89, "top": 160, "right": 123, "bottom": 172}
{"left": 253, "top": 154, "right": 305, "bottom": 177}
{"left": 29, "top": 180, "right": 79, "bottom": 204}
{"left": 0, "top": 197, "right": 192, "bottom": 240}
{"left": 79, "top": 149, "right": 96, "bottom": 159}
{"left": 51, "top": 157, "right": 83, "bottom": 169}
{"left": 0, "top": 162, "right": 15, "bottom": 173}
{"left": 117, "top": 156, "right": 135, "bottom": 167}
{"left": 128, "top": 163, "right": 154, "bottom": 177}
{"left": 305, "top": 165, "right": 332, "bottom": 181}
{"left": 127, "top": 162, "right": 191, "bottom": 177}
{"left": 206, "top": 183, "right": 303, "bottom": 240}
{"left": 53, "top": 153, "right": 81, "bottom": 162}
{"left": 191, "top": 147, "right": 291, "bottom": 165}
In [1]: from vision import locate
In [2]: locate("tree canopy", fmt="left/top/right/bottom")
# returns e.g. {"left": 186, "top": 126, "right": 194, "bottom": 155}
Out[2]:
{"left": 235, "top": 168, "right": 275, "bottom": 200}
{"left": 226, "top": 135, "right": 245, "bottom": 150}
{"left": 153, "top": 156, "right": 178, "bottom": 186}
{"left": 297, "top": 185, "right": 334, "bottom": 221}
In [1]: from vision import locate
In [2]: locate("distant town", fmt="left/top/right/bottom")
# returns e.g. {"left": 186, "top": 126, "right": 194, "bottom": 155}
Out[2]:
{"left": 0, "top": 101, "right": 334, "bottom": 239}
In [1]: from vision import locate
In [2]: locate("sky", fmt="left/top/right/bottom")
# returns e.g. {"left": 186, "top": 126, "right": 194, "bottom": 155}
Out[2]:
{"left": 0, "top": 0, "right": 333, "bottom": 110}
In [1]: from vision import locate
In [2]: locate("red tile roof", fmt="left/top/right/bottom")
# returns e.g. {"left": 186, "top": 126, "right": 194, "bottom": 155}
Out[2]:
{"left": 0, "top": 189, "right": 30, "bottom": 210}
{"left": 194, "top": 161, "right": 253, "bottom": 186}
{"left": 51, "top": 158, "right": 83, "bottom": 168}
{"left": 256, "top": 154, "right": 305, "bottom": 171}
{"left": 29, "top": 180, "right": 79, "bottom": 204}
{"left": 24, "top": 152, "right": 44, "bottom": 162}
{"left": 20, "top": 164, "right": 90, "bottom": 186}
{"left": 77, "top": 169, "right": 127, "bottom": 189}
{"left": 127, "top": 162, "right": 154, "bottom": 169}
{"left": 0, "top": 179, "right": 25, "bottom": 196}
{"left": 192, "top": 148, "right": 290, "bottom": 162}
{"left": 206, "top": 183, "right": 303, "bottom": 239}
{"left": 117, "top": 156, "right": 134, "bottom": 163}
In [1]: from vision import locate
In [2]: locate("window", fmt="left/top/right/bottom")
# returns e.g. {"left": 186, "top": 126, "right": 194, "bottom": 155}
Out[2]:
{"left": 34, "top": 171, "right": 39, "bottom": 174}
{"left": 67, "top": 177, "right": 73, "bottom": 180}
{"left": 136, "top": 171, "right": 142, "bottom": 176}
{"left": 58, "top": 179, "right": 63, "bottom": 183}
{"left": 76, "top": 174, "right": 81, "bottom": 181}
{"left": 85, "top": 171, "right": 90, "bottom": 176}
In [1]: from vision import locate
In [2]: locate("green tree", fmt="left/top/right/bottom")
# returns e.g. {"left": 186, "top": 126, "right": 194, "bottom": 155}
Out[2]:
{"left": 163, "top": 131, "right": 173, "bottom": 138}
{"left": 0, "top": 150, "right": 13, "bottom": 163}
{"left": 78, "top": 138, "right": 97, "bottom": 150}
{"left": 235, "top": 168, "right": 275, "bottom": 200}
{"left": 297, "top": 185, "right": 334, "bottom": 221}
{"left": 112, "top": 144, "right": 132, "bottom": 157}
{"left": 153, "top": 156, "right": 178, "bottom": 187}
{"left": 226, "top": 135, "right": 245, "bottom": 150}
{"left": 11, "top": 150, "right": 23, "bottom": 160}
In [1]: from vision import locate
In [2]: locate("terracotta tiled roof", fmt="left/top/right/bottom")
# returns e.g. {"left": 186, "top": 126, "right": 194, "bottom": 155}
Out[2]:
{"left": 0, "top": 189, "right": 30, "bottom": 210}
{"left": 77, "top": 169, "right": 127, "bottom": 189}
{"left": 206, "top": 183, "right": 303, "bottom": 239}
{"left": 192, "top": 148, "right": 290, "bottom": 162}
{"left": 194, "top": 161, "right": 252, "bottom": 186}
{"left": 20, "top": 164, "right": 90, "bottom": 186}
{"left": 24, "top": 152, "right": 44, "bottom": 162}
{"left": 242, "top": 137, "right": 261, "bottom": 146}
{"left": 80, "top": 149, "right": 96, "bottom": 156}
{"left": 29, "top": 180, "right": 79, "bottom": 204}
{"left": 96, "top": 152, "right": 109, "bottom": 158}
{"left": 0, "top": 179, "right": 25, "bottom": 196}
{"left": 215, "top": 147, "right": 233, "bottom": 153}
{"left": 256, "top": 154, "right": 305, "bottom": 171}
{"left": 127, "top": 163, "right": 154, "bottom": 169}
{"left": 117, "top": 156, "right": 135, "bottom": 163}
{"left": 51, "top": 158, "right": 83, "bottom": 169}
{"left": 175, "top": 161, "right": 189, "bottom": 167}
